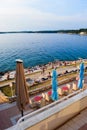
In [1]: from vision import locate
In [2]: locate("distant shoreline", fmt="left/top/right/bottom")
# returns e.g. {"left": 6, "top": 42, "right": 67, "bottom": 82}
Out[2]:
{"left": 0, "top": 28, "right": 87, "bottom": 35}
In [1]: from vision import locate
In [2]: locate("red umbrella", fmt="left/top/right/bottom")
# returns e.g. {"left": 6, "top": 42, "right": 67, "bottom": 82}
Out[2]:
{"left": 15, "top": 59, "right": 29, "bottom": 117}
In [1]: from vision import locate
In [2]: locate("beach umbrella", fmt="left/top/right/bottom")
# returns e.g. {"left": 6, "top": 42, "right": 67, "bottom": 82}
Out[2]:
{"left": 15, "top": 59, "right": 29, "bottom": 117}
{"left": 51, "top": 69, "right": 58, "bottom": 101}
{"left": 78, "top": 62, "right": 84, "bottom": 89}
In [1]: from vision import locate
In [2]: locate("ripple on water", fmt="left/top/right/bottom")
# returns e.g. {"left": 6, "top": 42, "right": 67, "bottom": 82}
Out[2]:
{"left": 0, "top": 33, "right": 87, "bottom": 72}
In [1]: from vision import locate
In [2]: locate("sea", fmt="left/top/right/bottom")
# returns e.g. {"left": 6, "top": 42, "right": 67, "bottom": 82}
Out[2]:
{"left": 0, "top": 33, "right": 87, "bottom": 72}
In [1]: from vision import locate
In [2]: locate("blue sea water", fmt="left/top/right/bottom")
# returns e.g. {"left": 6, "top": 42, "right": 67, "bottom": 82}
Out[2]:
{"left": 0, "top": 33, "right": 87, "bottom": 72}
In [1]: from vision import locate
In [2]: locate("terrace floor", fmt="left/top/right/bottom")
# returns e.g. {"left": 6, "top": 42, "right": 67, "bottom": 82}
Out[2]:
{"left": 0, "top": 92, "right": 87, "bottom": 130}
{"left": 0, "top": 102, "right": 34, "bottom": 130}
{"left": 56, "top": 107, "right": 87, "bottom": 130}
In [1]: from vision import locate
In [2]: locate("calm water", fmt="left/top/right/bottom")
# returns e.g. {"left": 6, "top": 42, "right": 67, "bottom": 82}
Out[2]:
{"left": 0, "top": 33, "right": 87, "bottom": 72}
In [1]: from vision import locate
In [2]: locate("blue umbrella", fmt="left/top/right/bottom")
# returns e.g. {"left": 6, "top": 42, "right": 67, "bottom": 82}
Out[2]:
{"left": 51, "top": 69, "right": 58, "bottom": 101}
{"left": 78, "top": 62, "right": 84, "bottom": 89}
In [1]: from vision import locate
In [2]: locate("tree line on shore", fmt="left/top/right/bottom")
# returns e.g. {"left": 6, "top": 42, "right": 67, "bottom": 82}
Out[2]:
{"left": 0, "top": 28, "right": 87, "bottom": 34}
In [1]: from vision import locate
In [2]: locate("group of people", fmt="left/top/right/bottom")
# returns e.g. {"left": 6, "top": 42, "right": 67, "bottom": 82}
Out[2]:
{"left": 0, "top": 59, "right": 84, "bottom": 82}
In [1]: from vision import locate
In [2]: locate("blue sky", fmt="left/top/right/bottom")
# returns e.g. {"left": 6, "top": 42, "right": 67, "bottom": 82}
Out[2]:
{"left": 0, "top": 0, "right": 87, "bottom": 31}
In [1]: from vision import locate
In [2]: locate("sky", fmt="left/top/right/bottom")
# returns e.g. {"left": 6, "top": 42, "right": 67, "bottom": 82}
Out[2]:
{"left": 0, "top": 0, "right": 87, "bottom": 31}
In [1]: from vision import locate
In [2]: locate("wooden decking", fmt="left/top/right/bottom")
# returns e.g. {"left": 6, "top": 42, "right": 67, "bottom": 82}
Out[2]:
{"left": 56, "top": 108, "right": 87, "bottom": 130}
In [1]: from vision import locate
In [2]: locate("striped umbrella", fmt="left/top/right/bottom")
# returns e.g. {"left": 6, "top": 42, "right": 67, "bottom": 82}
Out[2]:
{"left": 51, "top": 69, "right": 58, "bottom": 101}
{"left": 78, "top": 62, "right": 84, "bottom": 89}
{"left": 15, "top": 59, "right": 29, "bottom": 117}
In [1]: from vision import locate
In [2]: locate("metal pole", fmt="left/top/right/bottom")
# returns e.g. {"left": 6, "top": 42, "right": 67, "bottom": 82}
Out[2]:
{"left": 21, "top": 110, "right": 24, "bottom": 121}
